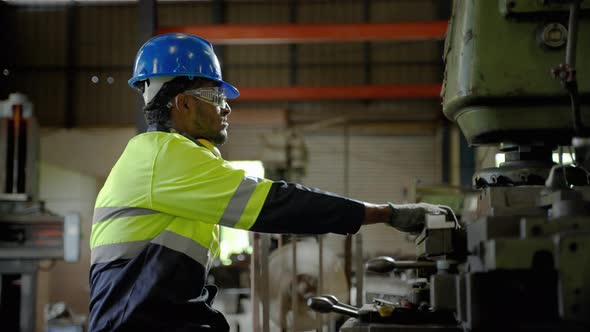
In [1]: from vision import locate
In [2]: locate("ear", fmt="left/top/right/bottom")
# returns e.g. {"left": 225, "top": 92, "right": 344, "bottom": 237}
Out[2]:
{"left": 169, "top": 95, "right": 185, "bottom": 120}
{"left": 175, "top": 94, "right": 192, "bottom": 112}
{"left": 170, "top": 95, "right": 188, "bottom": 131}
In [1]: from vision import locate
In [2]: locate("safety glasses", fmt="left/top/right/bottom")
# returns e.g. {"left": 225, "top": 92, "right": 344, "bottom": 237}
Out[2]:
{"left": 183, "top": 87, "right": 228, "bottom": 109}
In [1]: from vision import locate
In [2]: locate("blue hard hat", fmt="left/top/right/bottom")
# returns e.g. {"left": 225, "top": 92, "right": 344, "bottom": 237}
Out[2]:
{"left": 128, "top": 33, "right": 239, "bottom": 98}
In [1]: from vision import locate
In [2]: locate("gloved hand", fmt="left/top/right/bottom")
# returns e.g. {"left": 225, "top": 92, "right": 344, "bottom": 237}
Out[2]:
{"left": 387, "top": 202, "right": 448, "bottom": 233}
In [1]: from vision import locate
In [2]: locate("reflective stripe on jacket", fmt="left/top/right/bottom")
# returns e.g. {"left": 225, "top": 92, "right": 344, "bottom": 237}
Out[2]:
{"left": 90, "top": 132, "right": 272, "bottom": 269}
{"left": 89, "top": 132, "right": 271, "bottom": 332}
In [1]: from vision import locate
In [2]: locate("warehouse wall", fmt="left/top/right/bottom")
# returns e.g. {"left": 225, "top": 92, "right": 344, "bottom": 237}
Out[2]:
{"left": 33, "top": 128, "right": 136, "bottom": 331}
{"left": 302, "top": 133, "right": 439, "bottom": 258}
{"left": 221, "top": 119, "right": 440, "bottom": 259}
{"left": 39, "top": 128, "right": 136, "bottom": 180}
{"left": 37, "top": 163, "right": 97, "bottom": 330}
{"left": 5, "top": 0, "right": 444, "bottom": 127}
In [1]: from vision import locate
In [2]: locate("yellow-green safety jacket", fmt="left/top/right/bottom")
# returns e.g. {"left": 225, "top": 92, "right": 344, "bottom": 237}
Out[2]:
{"left": 89, "top": 132, "right": 364, "bottom": 332}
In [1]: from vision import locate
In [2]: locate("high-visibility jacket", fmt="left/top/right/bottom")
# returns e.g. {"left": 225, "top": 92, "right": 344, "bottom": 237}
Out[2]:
{"left": 89, "top": 132, "right": 364, "bottom": 332}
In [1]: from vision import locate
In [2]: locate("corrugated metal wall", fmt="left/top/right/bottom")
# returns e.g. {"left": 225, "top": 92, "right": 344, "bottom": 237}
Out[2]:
{"left": 4, "top": 0, "right": 444, "bottom": 127}
{"left": 8, "top": 6, "right": 67, "bottom": 125}
{"left": 75, "top": 5, "right": 137, "bottom": 126}
{"left": 346, "top": 135, "right": 439, "bottom": 257}
{"left": 6, "top": 3, "right": 138, "bottom": 126}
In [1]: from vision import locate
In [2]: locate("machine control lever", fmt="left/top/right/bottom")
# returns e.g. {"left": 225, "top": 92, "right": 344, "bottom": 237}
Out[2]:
{"left": 365, "top": 256, "right": 436, "bottom": 273}
{"left": 307, "top": 296, "right": 359, "bottom": 318}
{"left": 322, "top": 295, "right": 359, "bottom": 311}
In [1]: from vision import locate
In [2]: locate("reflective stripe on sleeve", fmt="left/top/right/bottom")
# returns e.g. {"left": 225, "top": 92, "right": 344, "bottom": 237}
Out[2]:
{"left": 218, "top": 176, "right": 263, "bottom": 228}
{"left": 91, "top": 240, "right": 150, "bottom": 264}
{"left": 93, "top": 206, "right": 159, "bottom": 224}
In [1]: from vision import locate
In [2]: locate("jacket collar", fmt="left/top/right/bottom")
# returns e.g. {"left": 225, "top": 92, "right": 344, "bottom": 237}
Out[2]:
{"left": 145, "top": 125, "right": 221, "bottom": 158}
{"left": 193, "top": 138, "right": 221, "bottom": 158}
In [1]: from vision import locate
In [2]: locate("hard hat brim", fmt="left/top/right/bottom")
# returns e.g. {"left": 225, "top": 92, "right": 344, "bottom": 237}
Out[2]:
{"left": 219, "top": 81, "right": 240, "bottom": 99}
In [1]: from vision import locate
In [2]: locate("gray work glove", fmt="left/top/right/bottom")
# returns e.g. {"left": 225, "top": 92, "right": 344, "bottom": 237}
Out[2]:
{"left": 387, "top": 202, "right": 448, "bottom": 234}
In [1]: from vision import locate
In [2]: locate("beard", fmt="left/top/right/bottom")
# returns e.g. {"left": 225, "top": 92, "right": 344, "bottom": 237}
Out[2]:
{"left": 210, "top": 129, "right": 228, "bottom": 145}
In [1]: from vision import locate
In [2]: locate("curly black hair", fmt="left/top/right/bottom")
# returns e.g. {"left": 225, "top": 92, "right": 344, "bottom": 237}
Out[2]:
{"left": 136, "top": 76, "right": 215, "bottom": 130}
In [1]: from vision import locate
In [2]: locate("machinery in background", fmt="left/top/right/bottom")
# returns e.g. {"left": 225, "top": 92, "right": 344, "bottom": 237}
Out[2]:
{"left": 0, "top": 93, "right": 80, "bottom": 332}
{"left": 309, "top": 1, "right": 590, "bottom": 331}
{"left": 254, "top": 117, "right": 355, "bottom": 332}
{"left": 267, "top": 238, "right": 349, "bottom": 331}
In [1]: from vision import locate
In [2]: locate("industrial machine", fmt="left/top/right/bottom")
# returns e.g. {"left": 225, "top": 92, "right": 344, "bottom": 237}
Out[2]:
{"left": 308, "top": 1, "right": 590, "bottom": 331}
{"left": 268, "top": 238, "right": 348, "bottom": 331}
{"left": 0, "top": 93, "right": 79, "bottom": 332}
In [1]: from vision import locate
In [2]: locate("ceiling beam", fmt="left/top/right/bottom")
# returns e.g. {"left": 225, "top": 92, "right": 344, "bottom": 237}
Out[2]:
{"left": 235, "top": 84, "right": 442, "bottom": 101}
{"left": 157, "top": 21, "right": 448, "bottom": 44}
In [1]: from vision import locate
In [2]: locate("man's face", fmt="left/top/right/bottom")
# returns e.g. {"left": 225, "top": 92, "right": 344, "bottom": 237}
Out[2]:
{"left": 170, "top": 82, "right": 231, "bottom": 145}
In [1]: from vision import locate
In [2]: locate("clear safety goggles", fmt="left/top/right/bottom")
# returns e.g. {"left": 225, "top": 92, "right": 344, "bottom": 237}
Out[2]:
{"left": 183, "top": 87, "right": 229, "bottom": 109}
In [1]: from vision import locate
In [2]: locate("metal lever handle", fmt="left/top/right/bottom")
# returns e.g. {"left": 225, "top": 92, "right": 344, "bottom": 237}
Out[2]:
{"left": 322, "top": 295, "right": 359, "bottom": 311}
{"left": 366, "top": 256, "right": 436, "bottom": 273}
{"left": 307, "top": 296, "right": 359, "bottom": 318}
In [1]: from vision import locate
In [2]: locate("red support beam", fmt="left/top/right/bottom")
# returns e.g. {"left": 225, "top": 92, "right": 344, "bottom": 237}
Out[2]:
{"left": 158, "top": 22, "right": 448, "bottom": 44}
{"left": 234, "top": 84, "right": 442, "bottom": 101}
{"left": 157, "top": 23, "right": 445, "bottom": 101}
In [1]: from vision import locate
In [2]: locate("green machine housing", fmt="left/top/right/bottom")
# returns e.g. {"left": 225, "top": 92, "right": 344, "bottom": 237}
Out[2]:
{"left": 442, "top": 0, "right": 590, "bottom": 146}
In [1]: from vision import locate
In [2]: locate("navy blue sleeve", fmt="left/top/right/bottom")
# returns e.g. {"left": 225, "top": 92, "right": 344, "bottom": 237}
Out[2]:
{"left": 249, "top": 181, "right": 365, "bottom": 235}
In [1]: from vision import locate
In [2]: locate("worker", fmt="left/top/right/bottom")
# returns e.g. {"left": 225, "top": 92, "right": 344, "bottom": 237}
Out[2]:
{"left": 88, "top": 33, "right": 447, "bottom": 332}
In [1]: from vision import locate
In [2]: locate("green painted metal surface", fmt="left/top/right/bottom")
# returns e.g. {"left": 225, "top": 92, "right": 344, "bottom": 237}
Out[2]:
{"left": 499, "top": 0, "right": 590, "bottom": 16}
{"left": 442, "top": 0, "right": 590, "bottom": 145}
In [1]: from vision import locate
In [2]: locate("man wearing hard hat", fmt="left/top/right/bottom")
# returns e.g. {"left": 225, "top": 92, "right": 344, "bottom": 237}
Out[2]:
{"left": 88, "top": 33, "right": 446, "bottom": 331}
